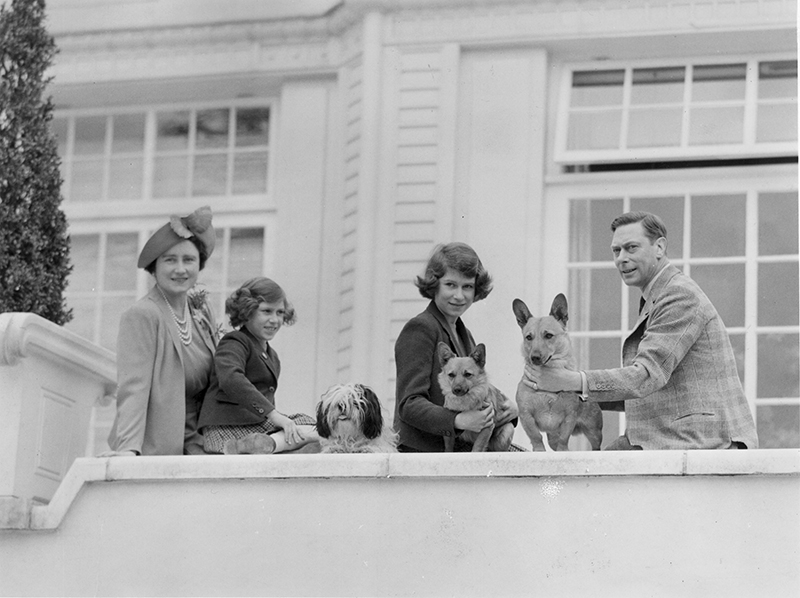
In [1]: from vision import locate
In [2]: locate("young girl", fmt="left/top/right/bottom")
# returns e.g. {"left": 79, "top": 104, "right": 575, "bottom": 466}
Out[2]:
{"left": 198, "top": 277, "right": 318, "bottom": 454}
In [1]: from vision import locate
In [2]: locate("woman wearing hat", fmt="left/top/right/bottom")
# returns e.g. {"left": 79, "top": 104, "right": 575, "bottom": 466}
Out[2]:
{"left": 103, "top": 206, "right": 219, "bottom": 456}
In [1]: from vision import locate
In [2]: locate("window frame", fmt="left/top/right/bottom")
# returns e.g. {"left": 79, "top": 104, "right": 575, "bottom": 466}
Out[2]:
{"left": 54, "top": 98, "right": 277, "bottom": 207}
{"left": 544, "top": 163, "right": 799, "bottom": 442}
{"left": 554, "top": 53, "right": 798, "bottom": 164}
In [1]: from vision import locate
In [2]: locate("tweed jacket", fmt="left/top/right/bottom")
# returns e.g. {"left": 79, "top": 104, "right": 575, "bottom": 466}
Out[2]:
{"left": 586, "top": 263, "right": 758, "bottom": 449}
{"left": 198, "top": 327, "right": 282, "bottom": 429}
{"left": 393, "top": 301, "right": 477, "bottom": 452}
{"left": 109, "top": 285, "right": 218, "bottom": 456}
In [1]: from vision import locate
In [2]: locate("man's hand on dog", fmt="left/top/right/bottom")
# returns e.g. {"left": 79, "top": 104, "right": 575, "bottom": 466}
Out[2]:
{"left": 523, "top": 363, "right": 581, "bottom": 394}
{"left": 454, "top": 403, "right": 495, "bottom": 433}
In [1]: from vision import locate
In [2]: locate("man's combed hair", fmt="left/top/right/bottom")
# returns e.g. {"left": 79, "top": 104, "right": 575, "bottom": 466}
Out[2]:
{"left": 226, "top": 277, "right": 296, "bottom": 328}
{"left": 611, "top": 211, "right": 667, "bottom": 243}
{"left": 415, "top": 242, "right": 493, "bottom": 301}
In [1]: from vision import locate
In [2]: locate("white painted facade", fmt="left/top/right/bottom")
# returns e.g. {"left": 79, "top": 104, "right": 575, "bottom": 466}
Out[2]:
{"left": 45, "top": 0, "right": 799, "bottom": 453}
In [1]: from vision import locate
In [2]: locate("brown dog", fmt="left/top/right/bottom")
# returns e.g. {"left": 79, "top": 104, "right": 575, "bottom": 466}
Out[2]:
{"left": 512, "top": 294, "right": 603, "bottom": 451}
{"left": 437, "top": 342, "right": 516, "bottom": 452}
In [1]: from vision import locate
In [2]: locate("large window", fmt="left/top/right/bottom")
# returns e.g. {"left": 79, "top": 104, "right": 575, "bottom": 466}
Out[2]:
{"left": 557, "top": 57, "right": 797, "bottom": 163}
{"left": 64, "top": 222, "right": 272, "bottom": 351}
{"left": 54, "top": 102, "right": 272, "bottom": 203}
{"left": 567, "top": 188, "right": 799, "bottom": 448}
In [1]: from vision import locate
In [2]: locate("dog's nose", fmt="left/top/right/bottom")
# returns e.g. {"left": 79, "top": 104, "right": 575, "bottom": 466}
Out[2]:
{"left": 453, "top": 386, "right": 467, "bottom": 396}
{"left": 529, "top": 355, "right": 542, "bottom": 366}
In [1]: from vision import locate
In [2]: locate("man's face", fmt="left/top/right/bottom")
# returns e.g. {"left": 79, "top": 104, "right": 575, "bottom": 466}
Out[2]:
{"left": 611, "top": 222, "right": 665, "bottom": 289}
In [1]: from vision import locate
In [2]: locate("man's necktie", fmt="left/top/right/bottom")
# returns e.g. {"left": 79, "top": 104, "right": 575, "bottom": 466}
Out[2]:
{"left": 639, "top": 296, "right": 646, "bottom": 314}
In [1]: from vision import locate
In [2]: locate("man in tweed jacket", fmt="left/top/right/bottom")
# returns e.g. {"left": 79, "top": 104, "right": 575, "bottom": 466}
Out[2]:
{"left": 526, "top": 212, "right": 757, "bottom": 450}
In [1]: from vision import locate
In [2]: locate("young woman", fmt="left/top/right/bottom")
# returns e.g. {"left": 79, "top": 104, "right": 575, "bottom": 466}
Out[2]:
{"left": 104, "top": 206, "right": 218, "bottom": 456}
{"left": 393, "top": 242, "right": 518, "bottom": 452}
{"left": 199, "top": 277, "right": 319, "bottom": 454}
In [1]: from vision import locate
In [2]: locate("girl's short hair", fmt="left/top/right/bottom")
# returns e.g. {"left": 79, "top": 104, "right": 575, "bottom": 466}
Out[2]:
{"left": 414, "top": 242, "right": 493, "bottom": 301}
{"left": 226, "top": 277, "right": 297, "bottom": 329}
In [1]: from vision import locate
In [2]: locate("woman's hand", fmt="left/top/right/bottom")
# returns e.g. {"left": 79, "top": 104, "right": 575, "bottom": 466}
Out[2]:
{"left": 97, "top": 450, "right": 137, "bottom": 457}
{"left": 267, "top": 410, "right": 305, "bottom": 446}
{"left": 454, "top": 403, "right": 495, "bottom": 433}
{"left": 523, "top": 364, "right": 580, "bottom": 394}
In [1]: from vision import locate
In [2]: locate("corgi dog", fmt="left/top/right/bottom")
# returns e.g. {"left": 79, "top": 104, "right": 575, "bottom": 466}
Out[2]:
{"left": 437, "top": 342, "right": 516, "bottom": 452}
{"left": 512, "top": 294, "right": 603, "bottom": 451}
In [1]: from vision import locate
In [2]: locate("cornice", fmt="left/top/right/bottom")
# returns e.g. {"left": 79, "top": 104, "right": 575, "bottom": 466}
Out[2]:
{"left": 49, "top": 0, "right": 795, "bottom": 85}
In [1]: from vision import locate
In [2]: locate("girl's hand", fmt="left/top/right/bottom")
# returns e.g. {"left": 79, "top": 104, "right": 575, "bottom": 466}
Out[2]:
{"left": 454, "top": 403, "right": 495, "bottom": 433}
{"left": 267, "top": 411, "right": 305, "bottom": 446}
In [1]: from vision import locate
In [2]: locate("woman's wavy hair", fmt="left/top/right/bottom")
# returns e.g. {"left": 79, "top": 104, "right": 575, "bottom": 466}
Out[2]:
{"left": 226, "top": 277, "right": 297, "bottom": 329}
{"left": 414, "top": 242, "right": 493, "bottom": 301}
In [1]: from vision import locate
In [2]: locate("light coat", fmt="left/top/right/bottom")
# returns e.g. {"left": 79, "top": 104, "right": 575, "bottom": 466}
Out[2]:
{"left": 109, "top": 286, "right": 218, "bottom": 455}
{"left": 587, "top": 264, "right": 758, "bottom": 449}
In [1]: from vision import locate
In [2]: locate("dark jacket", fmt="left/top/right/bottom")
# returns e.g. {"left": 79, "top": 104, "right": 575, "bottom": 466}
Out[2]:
{"left": 198, "top": 328, "right": 280, "bottom": 429}
{"left": 393, "top": 301, "right": 476, "bottom": 451}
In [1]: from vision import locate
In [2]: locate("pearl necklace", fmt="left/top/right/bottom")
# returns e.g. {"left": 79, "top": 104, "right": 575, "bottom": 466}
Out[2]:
{"left": 157, "top": 285, "right": 193, "bottom": 346}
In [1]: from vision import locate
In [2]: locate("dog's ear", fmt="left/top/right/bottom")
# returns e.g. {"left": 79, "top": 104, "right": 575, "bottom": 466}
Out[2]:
{"left": 470, "top": 343, "right": 486, "bottom": 369}
{"left": 315, "top": 400, "right": 331, "bottom": 438}
{"left": 437, "top": 342, "right": 455, "bottom": 366}
{"left": 359, "top": 385, "right": 384, "bottom": 440}
{"left": 550, "top": 293, "right": 569, "bottom": 327}
{"left": 512, "top": 299, "right": 532, "bottom": 329}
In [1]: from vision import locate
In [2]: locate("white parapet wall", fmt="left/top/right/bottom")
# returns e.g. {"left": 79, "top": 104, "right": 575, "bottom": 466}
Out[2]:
{"left": 0, "top": 450, "right": 798, "bottom": 597}
{"left": 0, "top": 313, "right": 117, "bottom": 518}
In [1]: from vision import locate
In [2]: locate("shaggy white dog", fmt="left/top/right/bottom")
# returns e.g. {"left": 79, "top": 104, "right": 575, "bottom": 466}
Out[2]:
{"left": 315, "top": 384, "right": 398, "bottom": 453}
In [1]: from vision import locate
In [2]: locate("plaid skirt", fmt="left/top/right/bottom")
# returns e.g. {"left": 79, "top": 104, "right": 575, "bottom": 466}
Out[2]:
{"left": 204, "top": 413, "right": 316, "bottom": 454}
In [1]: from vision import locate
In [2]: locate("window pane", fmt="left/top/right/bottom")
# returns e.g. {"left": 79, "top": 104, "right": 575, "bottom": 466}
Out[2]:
{"left": 198, "top": 228, "right": 225, "bottom": 291}
{"left": 628, "top": 108, "right": 682, "bottom": 148}
{"left": 153, "top": 156, "right": 188, "bottom": 198}
{"left": 233, "top": 152, "right": 268, "bottom": 194}
{"left": 757, "top": 405, "right": 800, "bottom": 448}
{"left": 228, "top": 228, "right": 264, "bottom": 288}
{"left": 759, "top": 191, "right": 798, "bottom": 256}
{"left": 104, "top": 233, "right": 139, "bottom": 291}
{"left": 571, "top": 70, "right": 625, "bottom": 107}
{"left": 235, "top": 107, "right": 270, "bottom": 147}
{"left": 70, "top": 159, "right": 104, "bottom": 202}
{"left": 758, "top": 262, "right": 799, "bottom": 326}
{"left": 196, "top": 108, "right": 229, "bottom": 150}
{"left": 567, "top": 110, "right": 621, "bottom": 150}
{"left": 111, "top": 113, "right": 145, "bottom": 153}
{"left": 192, "top": 154, "right": 227, "bottom": 196}
{"left": 52, "top": 117, "right": 68, "bottom": 159}
{"left": 757, "top": 103, "right": 798, "bottom": 143}
{"left": 692, "top": 64, "right": 746, "bottom": 102}
{"left": 689, "top": 106, "right": 744, "bottom": 145}
{"left": 156, "top": 111, "right": 190, "bottom": 151}
{"left": 64, "top": 296, "right": 96, "bottom": 342}
{"left": 729, "top": 332, "right": 745, "bottom": 384}
{"left": 73, "top": 116, "right": 106, "bottom": 155}
{"left": 691, "top": 264, "right": 745, "bottom": 327}
{"left": 757, "top": 333, "right": 800, "bottom": 398}
{"left": 569, "top": 199, "right": 623, "bottom": 263}
{"left": 108, "top": 157, "right": 142, "bottom": 200}
{"left": 589, "top": 337, "right": 622, "bottom": 370}
{"left": 629, "top": 196, "right": 684, "bottom": 260}
{"left": 691, "top": 194, "right": 746, "bottom": 257}
{"left": 758, "top": 60, "right": 798, "bottom": 100}
{"left": 570, "top": 268, "right": 619, "bottom": 331}
{"left": 69, "top": 235, "right": 99, "bottom": 292}
{"left": 631, "top": 67, "right": 685, "bottom": 104}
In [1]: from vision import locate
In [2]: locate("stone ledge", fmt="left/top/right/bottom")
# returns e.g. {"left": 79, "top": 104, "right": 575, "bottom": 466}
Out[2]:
{"left": 16, "top": 448, "right": 797, "bottom": 531}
